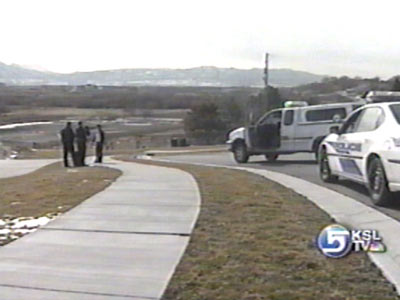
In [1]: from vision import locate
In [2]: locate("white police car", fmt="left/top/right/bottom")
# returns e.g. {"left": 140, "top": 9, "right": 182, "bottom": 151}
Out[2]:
{"left": 319, "top": 102, "right": 400, "bottom": 206}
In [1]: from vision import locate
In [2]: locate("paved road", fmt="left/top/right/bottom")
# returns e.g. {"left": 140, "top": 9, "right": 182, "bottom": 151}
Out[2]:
{"left": 161, "top": 152, "right": 400, "bottom": 221}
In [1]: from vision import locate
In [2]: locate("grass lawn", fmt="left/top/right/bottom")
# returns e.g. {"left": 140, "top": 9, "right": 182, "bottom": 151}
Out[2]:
{"left": 119, "top": 158, "right": 398, "bottom": 300}
{"left": 0, "top": 162, "right": 121, "bottom": 218}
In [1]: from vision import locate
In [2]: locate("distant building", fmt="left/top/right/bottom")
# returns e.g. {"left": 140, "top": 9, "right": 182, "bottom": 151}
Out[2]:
{"left": 69, "top": 84, "right": 102, "bottom": 93}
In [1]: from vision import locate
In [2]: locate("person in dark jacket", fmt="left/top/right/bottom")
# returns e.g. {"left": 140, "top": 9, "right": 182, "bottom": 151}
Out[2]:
{"left": 60, "top": 122, "right": 75, "bottom": 167}
{"left": 95, "top": 124, "right": 105, "bottom": 163}
{"left": 75, "top": 121, "right": 87, "bottom": 166}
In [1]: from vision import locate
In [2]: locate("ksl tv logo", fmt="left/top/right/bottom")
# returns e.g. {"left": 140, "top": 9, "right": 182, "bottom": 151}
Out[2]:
{"left": 317, "top": 224, "right": 386, "bottom": 258}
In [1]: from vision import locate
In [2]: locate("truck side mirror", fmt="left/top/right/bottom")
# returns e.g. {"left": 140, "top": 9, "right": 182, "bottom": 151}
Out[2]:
{"left": 330, "top": 126, "right": 340, "bottom": 134}
{"left": 248, "top": 113, "right": 255, "bottom": 126}
{"left": 332, "top": 114, "right": 343, "bottom": 123}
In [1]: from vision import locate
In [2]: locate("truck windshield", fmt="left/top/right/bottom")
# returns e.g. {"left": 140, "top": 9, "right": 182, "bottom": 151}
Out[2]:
{"left": 370, "top": 96, "right": 400, "bottom": 103}
{"left": 389, "top": 104, "right": 400, "bottom": 124}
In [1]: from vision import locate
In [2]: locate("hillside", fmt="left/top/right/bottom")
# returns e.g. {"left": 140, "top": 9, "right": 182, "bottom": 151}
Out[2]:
{"left": 280, "top": 76, "right": 399, "bottom": 104}
{"left": 0, "top": 63, "right": 324, "bottom": 87}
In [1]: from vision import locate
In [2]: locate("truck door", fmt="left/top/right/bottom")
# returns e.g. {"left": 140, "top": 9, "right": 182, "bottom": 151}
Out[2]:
{"left": 247, "top": 110, "right": 282, "bottom": 150}
{"left": 280, "top": 109, "right": 295, "bottom": 151}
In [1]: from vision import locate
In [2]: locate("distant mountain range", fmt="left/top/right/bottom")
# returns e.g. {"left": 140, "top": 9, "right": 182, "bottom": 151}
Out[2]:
{"left": 0, "top": 62, "right": 325, "bottom": 87}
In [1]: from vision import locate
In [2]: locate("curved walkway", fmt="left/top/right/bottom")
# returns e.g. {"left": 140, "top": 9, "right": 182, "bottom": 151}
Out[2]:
{"left": 0, "top": 159, "right": 201, "bottom": 300}
{"left": 0, "top": 159, "right": 57, "bottom": 179}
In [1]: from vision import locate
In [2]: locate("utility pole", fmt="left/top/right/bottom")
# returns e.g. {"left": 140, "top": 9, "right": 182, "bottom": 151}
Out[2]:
{"left": 246, "top": 52, "right": 270, "bottom": 125}
{"left": 263, "top": 52, "right": 269, "bottom": 108}
{"left": 263, "top": 52, "right": 269, "bottom": 89}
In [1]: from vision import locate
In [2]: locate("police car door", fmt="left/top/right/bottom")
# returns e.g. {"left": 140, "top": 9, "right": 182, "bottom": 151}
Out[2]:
{"left": 334, "top": 107, "right": 384, "bottom": 181}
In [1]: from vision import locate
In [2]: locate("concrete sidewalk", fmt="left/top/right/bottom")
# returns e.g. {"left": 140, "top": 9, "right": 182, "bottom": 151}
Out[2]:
{"left": 0, "top": 159, "right": 201, "bottom": 299}
{"left": 0, "top": 159, "right": 57, "bottom": 179}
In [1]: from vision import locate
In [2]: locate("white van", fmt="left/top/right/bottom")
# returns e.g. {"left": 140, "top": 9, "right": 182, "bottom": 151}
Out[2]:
{"left": 227, "top": 101, "right": 364, "bottom": 163}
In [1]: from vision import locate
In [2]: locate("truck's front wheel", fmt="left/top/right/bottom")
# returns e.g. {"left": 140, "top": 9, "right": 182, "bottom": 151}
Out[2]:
{"left": 265, "top": 154, "right": 279, "bottom": 162}
{"left": 233, "top": 141, "right": 249, "bottom": 163}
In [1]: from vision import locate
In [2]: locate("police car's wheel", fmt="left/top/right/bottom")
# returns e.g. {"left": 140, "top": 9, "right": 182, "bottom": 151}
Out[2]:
{"left": 319, "top": 148, "right": 338, "bottom": 183}
{"left": 367, "top": 157, "right": 393, "bottom": 206}
{"left": 233, "top": 142, "right": 249, "bottom": 163}
{"left": 265, "top": 154, "right": 279, "bottom": 161}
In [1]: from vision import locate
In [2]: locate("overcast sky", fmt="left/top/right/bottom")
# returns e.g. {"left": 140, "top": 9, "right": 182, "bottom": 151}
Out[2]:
{"left": 1, "top": 0, "right": 400, "bottom": 78}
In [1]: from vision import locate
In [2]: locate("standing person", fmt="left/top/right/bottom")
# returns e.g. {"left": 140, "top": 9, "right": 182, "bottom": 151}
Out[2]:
{"left": 84, "top": 126, "right": 91, "bottom": 141}
{"left": 84, "top": 125, "right": 93, "bottom": 153}
{"left": 95, "top": 124, "right": 105, "bottom": 163}
{"left": 60, "top": 122, "right": 75, "bottom": 167}
{"left": 75, "top": 121, "right": 87, "bottom": 166}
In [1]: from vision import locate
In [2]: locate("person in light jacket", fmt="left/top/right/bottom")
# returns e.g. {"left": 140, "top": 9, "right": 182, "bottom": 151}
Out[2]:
{"left": 94, "top": 124, "right": 105, "bottom": 163}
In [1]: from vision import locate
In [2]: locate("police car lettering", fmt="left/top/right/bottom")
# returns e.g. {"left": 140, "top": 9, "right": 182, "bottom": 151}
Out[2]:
{"left": 327, "top": 141, "right": 362, "bottom": 154}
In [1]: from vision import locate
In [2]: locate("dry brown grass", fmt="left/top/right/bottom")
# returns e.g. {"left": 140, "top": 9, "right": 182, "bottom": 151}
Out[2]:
{"left": 118, "top": 158, "right": 398, "bottom": 300}
{"left": 0, "top": 162, "right": 121, "bottom": 218}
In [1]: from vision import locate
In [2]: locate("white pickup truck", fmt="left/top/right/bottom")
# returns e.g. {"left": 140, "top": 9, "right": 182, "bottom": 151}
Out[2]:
{"left": 227, "top": 102, "right": 363, "bottom": 163}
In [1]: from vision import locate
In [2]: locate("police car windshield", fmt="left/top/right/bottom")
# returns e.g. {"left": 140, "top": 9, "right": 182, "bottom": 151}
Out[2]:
{"left": 389, "top": 104, "right": 400, "bottom": 124}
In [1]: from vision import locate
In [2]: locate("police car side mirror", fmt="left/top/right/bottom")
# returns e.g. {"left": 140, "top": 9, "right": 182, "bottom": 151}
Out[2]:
{"left": 330, "top": 126, "right": 340, "bottom": 134}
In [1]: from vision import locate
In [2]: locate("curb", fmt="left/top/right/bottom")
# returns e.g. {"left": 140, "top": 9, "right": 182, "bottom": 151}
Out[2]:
{"left": 144, "top": 147, "right": 228, "bottom": 156}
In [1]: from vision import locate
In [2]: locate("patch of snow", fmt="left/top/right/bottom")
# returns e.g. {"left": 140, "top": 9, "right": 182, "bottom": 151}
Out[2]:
{"left": 0, "top": 229, "right": 11, "bottom": 235}
{"left": 0, "top": 215, "right": 57, "bottom": 246}
{"left": 11, "top": 216, "right": 51, "bottom": 229}
{"left": 124, "top": 122, "right": 152, "bottom": 126}
{"left": 0, "top": 121, "right": 53, "bottom": 130}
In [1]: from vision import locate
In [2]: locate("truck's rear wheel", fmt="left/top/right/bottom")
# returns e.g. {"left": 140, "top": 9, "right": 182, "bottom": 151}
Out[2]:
{"left": 265, "top": 154, "right": 279, "bottom": 162}
{"left": 313, "top": 137, "right": 325, "bottom": 161}
{"left": 315, "top": 148, "right": 320, "bottom": 161}
{"left": 233, "top": 142, "right": 249, "bottom": 163}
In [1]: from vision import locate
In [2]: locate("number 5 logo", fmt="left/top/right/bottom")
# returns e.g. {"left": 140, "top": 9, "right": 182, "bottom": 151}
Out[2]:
{"left": 317, "top": 224, "right": 352, "bottom": 258}
{"left": 325, "top": 230, "right": 348, "bottom": 253}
